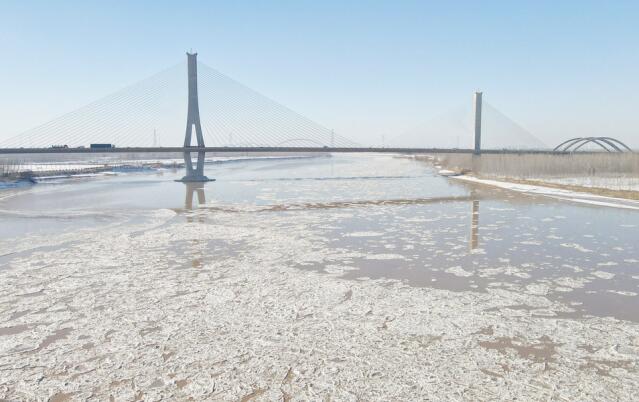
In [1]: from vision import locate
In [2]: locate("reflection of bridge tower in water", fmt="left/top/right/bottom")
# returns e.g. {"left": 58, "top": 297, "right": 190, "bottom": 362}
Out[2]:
{"left": 184, "top": 183, "right": 206, "bottom": 210}
{"left": 470, "top": 199, "right": 480, "bottom": 250}
{"left": 179, "top": 52, "right": 214, "bottom": 182}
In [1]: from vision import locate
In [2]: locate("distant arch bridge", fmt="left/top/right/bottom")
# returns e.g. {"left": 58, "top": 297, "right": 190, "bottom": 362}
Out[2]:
{"left": 553, "top": 137, "right": 632, "bottom": 153}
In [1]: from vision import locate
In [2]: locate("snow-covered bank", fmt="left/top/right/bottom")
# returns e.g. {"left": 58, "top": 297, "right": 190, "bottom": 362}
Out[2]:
{"left": 0, "top": 155, "right": 322, "bottom": 182}
{"left": 530, "top": 176, "right": 639, "bottom": 192}
{"left": 453, "top": 175, "right": 639, "bottom": 210}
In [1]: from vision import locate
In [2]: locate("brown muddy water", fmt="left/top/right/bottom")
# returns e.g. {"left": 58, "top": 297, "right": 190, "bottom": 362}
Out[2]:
{"left": 1, "top": 153, "right": 638, "bottom": 400}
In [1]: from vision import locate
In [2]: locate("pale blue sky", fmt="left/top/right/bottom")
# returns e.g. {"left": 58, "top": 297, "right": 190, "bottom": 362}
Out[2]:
{"left": 1, "top": 1, "right": 638, "bottom": 146}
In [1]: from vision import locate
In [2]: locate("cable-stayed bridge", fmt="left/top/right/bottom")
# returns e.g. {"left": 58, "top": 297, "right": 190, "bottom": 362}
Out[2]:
{"left": 1, "top": 53, "right": 359, "bottom": 151}
{"left": 389, "top": 100, "right": 547, "bottom": 150}
{"left": 1, "top": 52, "right": 554, "bottom": 155}
{"left": 5, "top": 52, "right": 629, "bottom": 179}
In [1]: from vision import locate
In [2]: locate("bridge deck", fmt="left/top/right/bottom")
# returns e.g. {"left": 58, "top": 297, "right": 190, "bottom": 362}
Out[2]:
{"left": 0, "top": 147, "right": 564, "bottom": 155}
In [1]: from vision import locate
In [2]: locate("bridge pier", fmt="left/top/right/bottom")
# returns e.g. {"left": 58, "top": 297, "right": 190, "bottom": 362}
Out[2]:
{"left": 178, "top": 151, "right": 214, "bottom": 182}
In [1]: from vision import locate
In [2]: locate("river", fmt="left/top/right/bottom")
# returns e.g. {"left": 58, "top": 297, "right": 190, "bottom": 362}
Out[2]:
{"left": 1, "top": 153, "right": 638, "bottom": 400}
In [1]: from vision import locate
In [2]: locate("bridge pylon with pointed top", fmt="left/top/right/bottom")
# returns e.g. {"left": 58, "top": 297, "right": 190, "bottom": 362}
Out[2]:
{"left": 179, "top": 52, "right": 214, "bottom": 182}
{"left": 184, "top": 52, "right": 205, "bottom": 148}
{"left": 473, "top": 91, "right": 482, "bottom": 155}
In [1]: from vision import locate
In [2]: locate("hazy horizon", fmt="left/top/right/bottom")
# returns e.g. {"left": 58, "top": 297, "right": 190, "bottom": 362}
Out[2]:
{"left": 1, "top": 1, "right": 638, "bottom": 147}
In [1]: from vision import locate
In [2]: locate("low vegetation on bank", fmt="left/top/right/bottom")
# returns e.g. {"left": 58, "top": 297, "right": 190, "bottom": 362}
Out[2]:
{"left": 424, "top": 152, "right": 639, "bottom": 197}
{"left": 0, "top": 160, "right": 24, "bottom": 181}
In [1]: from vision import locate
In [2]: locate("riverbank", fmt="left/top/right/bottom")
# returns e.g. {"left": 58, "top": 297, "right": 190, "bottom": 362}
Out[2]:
{"left": 452, "top": 174, "right": 639, "bottom": 210}
{"left": 471, "top": 176, "right": 639, "bottom": 201}
{"left": 425, "top": 152, "right": 639, "bottom": 201}
{"left": 0, "top": 154, "right": 324, "bottom": 188}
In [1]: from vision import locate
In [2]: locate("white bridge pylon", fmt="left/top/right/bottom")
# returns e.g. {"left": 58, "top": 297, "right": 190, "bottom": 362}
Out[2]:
{"left": 179, "top": 52, "right": 213, "bottom": 183}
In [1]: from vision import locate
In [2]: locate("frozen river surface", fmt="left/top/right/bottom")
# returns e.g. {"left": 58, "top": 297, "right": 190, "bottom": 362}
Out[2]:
{"left": 1, "top": 154, "right": 639, "bottom": 400}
